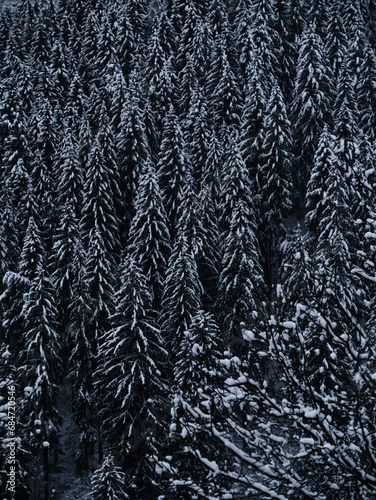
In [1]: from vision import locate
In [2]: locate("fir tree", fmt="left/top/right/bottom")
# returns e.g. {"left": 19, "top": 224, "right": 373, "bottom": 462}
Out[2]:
{"left": 18, "top": 269, "right": 61, "bottom": 500}
{"left": 91, "top": 454, "right": 128, "bottom": 500}
{"left": 217, "top": 195, "right": 265, "bottom": 354}
{"left": 68, "top": 241, "right": 96, "bottom": 473}
{"left": 127, "top": 158, "right": 171, "bottom": 309}
{"left": 161, "top": 235, "right": 202, "bottom": 362}
{"left": 158, "top": 106, "right": 188, "bottom": 233}
{"left": 117, "top": 78, "right": 151, "bottom": 235}
{"left": 167, "top": 311, "right": 227, "bottom": 498}
{"left": 257, "top": 83, "right": 293, "bottom": 287}
{"left": 292, "top": 22, "right": 332, "bottom": 187}
{"left": 95, "top": 256, "right": 167, "bottom": 498}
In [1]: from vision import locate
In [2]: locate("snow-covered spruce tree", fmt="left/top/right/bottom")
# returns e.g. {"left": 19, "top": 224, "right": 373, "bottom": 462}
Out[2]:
{"left": 113, "top": 4, "right": 135, "bottom": 79}
{"left": 247, "top": 0, "right": 283, "bottom": 92}
{"left": 127, "top": 157, "right": 171, "bottom": 309}
{"left": 0, "top": 342, "right": 31, "bottom": 498}
{"left": 278, "top": 224, "right": 312, "bottom": 318}
{"left": 256, "top": 82, "right": 293, "bottom": 288}
{"left": 332, "top": 60, "right": 361, "bottom": 182}
{"left": 202, "top": 131, "right": 223, "bottom": 215}
{"left": 68, "top": 241, "right": 96, "bottom": 474}
{"left": 326, "top": 1, "right": 348, "bottom": 81}
{"left": 1, "top": 215, "right": 44, "bottom": 353}
{"left": 81, "top": 11, "right": 101, "bottom": 86}
{"left": 161, "top": 233, "right": 203, "bottom": 365}
{"left": 144, "top": 22, "right": 177, "bottom": 139}
{"left": 18, "top": 268, "right": 61, "bottom": 500}
{"left": 312, "top": 150, "right": 364, "bottom": 321}
{"left": 158, "top": 105, "right": 189, "bottom": 235}
{"left": 28, "top": 97, "right": 58, "bottom": 241}
{"left": 207, "top": 34, "right": 241, "bottom": 134}
{"left": 178, "top": 55, "right": 199, "bottom": 120}
{"left": 346, "top": 26, "right": 376, "bottom": 142}
{"left": 217, "top": 131, "right": 265, "bottom": 355}
{"left": 183, "top": 85, "right": 211, "bottom": 188}
{"left": 163, "top": 311, "right": 229, "bottom": 498}
{"left": 95, "top": 256, "right": 168, "bottom": 499}
{"left": 178, "top": 10, "right": 212, "bottom": 85}
{"left": 291, "top": 22, "right": 332, "bottom": 190}
{"left": 303, "top": 0, "right": 330, "bottom": 39}
{"left": 208, "top": 0, "right": 230, "bottom": 41}
{"left": 274, "top": 0, "right": 303, "bottom": 96}
{"left": 116, "top": 76, "right": 151, "bottom": 235}
{"left": 340, "top": 0, "right": 367, "bottom": 32}
{"left": 305, "top": 126, "right": 337, "bottom": 234}
{"left": 171, "top": 0, "right": 204, "bottom": 35}
{"left": 0, "top": 190, "right": 21, "bottom": 288}
{"left": 0, "top": 92, "right": 32, "bottom": 244}
{"left": 239, "top": 55, "right": 267, "bottom": 187}
{"left": 122, "top": 0, "right": 149, "bottom": 49}
{"left": 80, "top": 132, "right": 120, "bottom": 348}
{"left": 91, "top": 454, "right": 128, "bottom": 500}
{"left": 284, "top": 154, "right": 360, "bottom": 396}
{"left": 196, "top": 185, "right": 221, "bottom": 310}
{"left": 108, "top": 67, "right": 128, "bottom": 137}
{"left": 51, "top": 130, "right": 83, "bottom": 329}
{"left": 232, "top": 0, "right": 257, "bottom": 85}
{"left": 95, "top": 12, "right": 119, "bottom": 84}
{"left": 28, "top": 12, "right": 52, "bottom": 70}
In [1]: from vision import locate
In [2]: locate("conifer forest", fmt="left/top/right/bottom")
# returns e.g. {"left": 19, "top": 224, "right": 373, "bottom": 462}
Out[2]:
{"left": 2, "top": 0, "right": 376, "bottom": 498}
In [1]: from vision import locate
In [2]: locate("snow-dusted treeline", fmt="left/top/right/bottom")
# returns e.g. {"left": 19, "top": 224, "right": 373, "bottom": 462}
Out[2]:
{"left": 0, "top": 0, "right": 376, "bottom": 498}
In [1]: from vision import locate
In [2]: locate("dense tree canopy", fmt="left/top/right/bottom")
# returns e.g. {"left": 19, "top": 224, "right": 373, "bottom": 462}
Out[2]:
{"left": 0, "top": 0, "right": 376, "bottom": 498}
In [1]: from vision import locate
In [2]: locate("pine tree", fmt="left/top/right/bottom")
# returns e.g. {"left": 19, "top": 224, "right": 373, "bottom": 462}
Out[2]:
{"left": 161, "top": 235, "right": 202, "bottom": 362}
{"left": 68, "top": 241, "right": 96, "bottom": 473}
{"left": 158, "top": 106, "right": 188, "bottom": 233}
{"left": 167, "top": 311, "right": 227, "bottom": 498}
{"left": 91, "top": 454, "right": 128, "bottom": 500}
{"left": 217, "top": 148, "right": 265, "bottom": 354}
{"left": 18, "top": 269, "right": 61, "bottom": 500}
{"left": 116, "top": 78, "right": 151, "bottom": 235}
{"left": 95, "top": 256, "right": 167, "bottom": 498}
{"left": 127, "top": 158, "right": 171, "bottom": 309}
{"left": 291, "top": 22, "right": 332, "bottom": 187}
{"left": 257, "top": 83, "right": 293, "bottom": 287}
